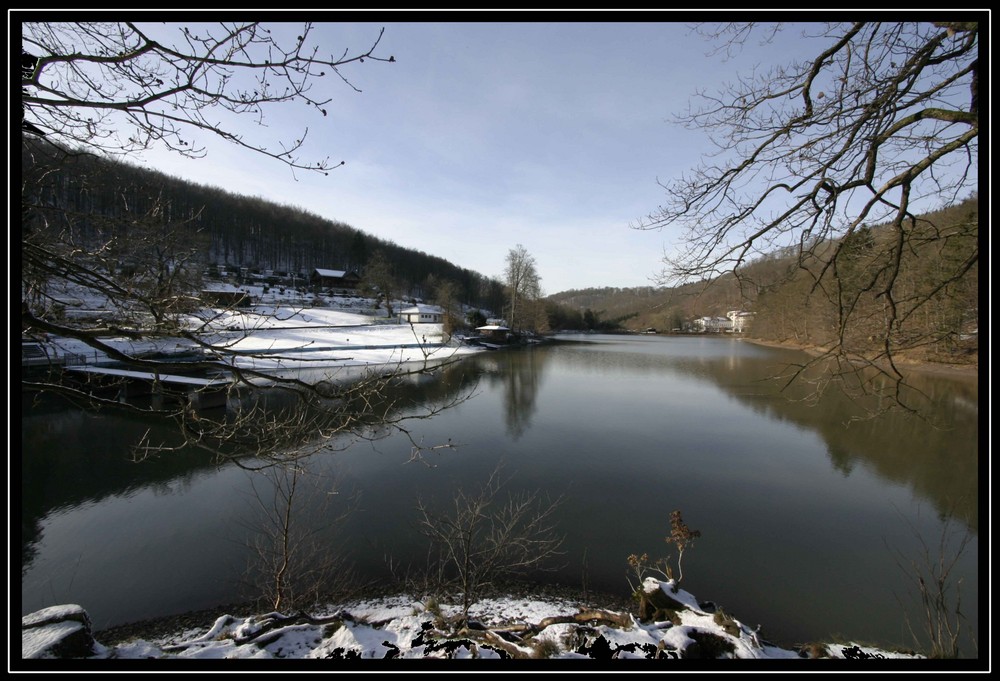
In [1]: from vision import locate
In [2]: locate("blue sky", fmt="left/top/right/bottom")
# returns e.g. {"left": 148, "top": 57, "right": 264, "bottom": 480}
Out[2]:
{"left": 130, "top": 19, "right": 832, "bottom": 294}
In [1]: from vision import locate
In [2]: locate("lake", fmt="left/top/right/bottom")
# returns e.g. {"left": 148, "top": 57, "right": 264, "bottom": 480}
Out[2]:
{"left": 20, "top": 334, "right": 980, "bottom": 656}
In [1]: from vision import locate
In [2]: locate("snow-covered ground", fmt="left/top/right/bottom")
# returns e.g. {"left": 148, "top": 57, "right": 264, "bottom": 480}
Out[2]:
{"left": 21, "top": 579, "right": 922, "bottom": 662}
{"left": 31, "top": 282, "right": 485, "bottom": 377}
{"left": 188, "top": 304, "right": 478, "bottom": 374}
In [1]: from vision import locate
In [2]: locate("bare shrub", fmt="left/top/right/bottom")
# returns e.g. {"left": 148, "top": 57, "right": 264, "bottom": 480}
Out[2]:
{"left": 414, "top": 467, "right": 565, "bottom": 624}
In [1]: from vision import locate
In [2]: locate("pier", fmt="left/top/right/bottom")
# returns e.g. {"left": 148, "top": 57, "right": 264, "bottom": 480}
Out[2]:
{"left": 63, "top": 366, "right": 232, "bottom": 410}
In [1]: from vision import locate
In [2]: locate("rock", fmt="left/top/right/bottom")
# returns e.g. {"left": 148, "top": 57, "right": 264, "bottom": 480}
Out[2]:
{"left": 22, "top": 604, "right": 102, "bottom": 659}
{"left": 635, "top": 583, "right": 687, "bottom": 623}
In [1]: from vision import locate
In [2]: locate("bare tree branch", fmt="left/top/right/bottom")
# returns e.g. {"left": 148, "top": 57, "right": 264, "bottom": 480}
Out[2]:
{"left": 635, "top": 21, "right": 979, "bottom": 408}
{"left": 22, "top": 22, "right": 394, "bottom": 174}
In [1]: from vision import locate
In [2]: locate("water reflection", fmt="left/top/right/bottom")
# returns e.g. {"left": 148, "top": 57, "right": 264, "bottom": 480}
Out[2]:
{"left": 476, "top": 349, "right": 546, "bottom": 439}
{"left": 20, "top": 336, "right": 979, "bottom": 656}
{"left": 537, "top": 336, "right": 978, "bottom": 533}
{"left": 20, "top": 399, "right": 217, "bottom": 574}
{"left": 682, "top": 351, "right": 978, "bottom": 532}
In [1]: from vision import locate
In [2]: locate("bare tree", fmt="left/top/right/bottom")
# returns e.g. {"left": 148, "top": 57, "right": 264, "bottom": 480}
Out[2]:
{"left": 664, "top": 509, "right": 701, "bottom": 585}
{"left": 888, "top": 507, "right": 977, "bottom": 659}
{"left": 241, "top": 462, "right": 359, "bottom": 612}
{"left": 361, "top": 249, "right": 399, "bottom": 318}
{"left": 21, "top": 21, "right": 394, "bottom": 173}
{"left": 634, "top": 21, "right": 979, "bottom": 409}
{"left": 432, "top": 278, "right": 460, "bottom": 339}
{"left": 503, "top": 244, "right": 541, "bottom": 333}
{"left": 22, "top": 155, "right": 209, "bottom": 336}
{"left": 414, "top": 467, "right": 565, "bottom": 625}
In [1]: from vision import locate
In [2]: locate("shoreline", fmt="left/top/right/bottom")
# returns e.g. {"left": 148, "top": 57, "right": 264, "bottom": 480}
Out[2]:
{"left": 739, "top": 337, "right": 978, "bottom": 379}
{"left": 92, "top": 581, "right": 637, "bottom": 648}
{"left": 32, "top": 579, "right": 935, "bottom": 661}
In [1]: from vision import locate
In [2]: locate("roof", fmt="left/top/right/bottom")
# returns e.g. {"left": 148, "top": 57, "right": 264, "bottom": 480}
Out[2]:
{"left": 476, "top": 325, "right": 510, "bottom": 332}
{"left": 313, "top": 268, "right": 357, "bottom": 278}
{"left": 401, "top": 304, "right": 444, "bottom": 315}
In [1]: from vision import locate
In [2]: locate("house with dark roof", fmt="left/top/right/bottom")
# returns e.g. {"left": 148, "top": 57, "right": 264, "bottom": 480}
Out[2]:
{"left": 474, "top": 324, "right": 512, "bottom": 344}
{"left": 311, "top": 268, "right": 361, "bottom": 290}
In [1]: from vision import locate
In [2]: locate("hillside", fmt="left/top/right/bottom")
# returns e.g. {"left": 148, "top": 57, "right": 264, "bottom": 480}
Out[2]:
{"left": 20, "top": 137, "right": 978, "bottom": 357}
{"left": 20, "top": 138, "right": 506, "bottom": 314}
{"left": 546, "top": 276, "right": 752, "bottom": 333}
{"left": 547, "top": 197, "right": 979, "bottom": 366}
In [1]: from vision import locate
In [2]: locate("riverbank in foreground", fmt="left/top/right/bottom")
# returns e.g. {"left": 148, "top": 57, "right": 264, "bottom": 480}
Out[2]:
{"left": 22, "top": 578, "right": 932, "bottom": 664}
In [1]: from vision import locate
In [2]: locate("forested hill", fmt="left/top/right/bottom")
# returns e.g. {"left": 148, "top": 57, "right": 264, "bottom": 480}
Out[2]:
{"left": 20, "top": 139, "right": 506, "bottom": 311}
{"left": 545, "top": 278, "right": 759, "bottom": 333}
{"left": 547, "top": 197, "right": 978, "bottom": 365}
{"left": 545, "top": 282, "right": 731, "bottom": 333}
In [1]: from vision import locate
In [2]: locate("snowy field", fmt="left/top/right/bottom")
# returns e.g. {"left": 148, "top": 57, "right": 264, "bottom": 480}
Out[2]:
{"left": 34, "top": 281, "right": 484, "bottom": 376}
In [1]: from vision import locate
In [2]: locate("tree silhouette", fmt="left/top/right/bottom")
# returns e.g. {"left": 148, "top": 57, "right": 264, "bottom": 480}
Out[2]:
{"left": 21, "top": 22, "right": 394, "bottom": 173}
{"left": 635, "top": 21, "right": 979, "bottom": 409}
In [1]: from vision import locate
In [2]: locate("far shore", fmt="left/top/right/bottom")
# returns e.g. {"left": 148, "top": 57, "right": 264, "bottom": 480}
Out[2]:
{"left": 739, "top": 337, "right": 978, "bottom": 379}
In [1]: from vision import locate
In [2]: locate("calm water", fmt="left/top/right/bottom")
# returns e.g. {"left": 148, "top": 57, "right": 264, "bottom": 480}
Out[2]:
{"left": 20, "top": 335, "right": 980, "bottom": 656}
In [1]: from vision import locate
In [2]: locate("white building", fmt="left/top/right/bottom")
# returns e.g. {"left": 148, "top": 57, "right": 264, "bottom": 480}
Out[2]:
{"left": 726, "top": 310, "right": 755, "bottom": 333}
{"left": 693, "top": 311, "right": 755, "bottom": 333}
{"left": 695, "top": 316, "right": 733, "bottom": 333}
{"left": 399, "top": 304, "right": 445, "bottom": 324}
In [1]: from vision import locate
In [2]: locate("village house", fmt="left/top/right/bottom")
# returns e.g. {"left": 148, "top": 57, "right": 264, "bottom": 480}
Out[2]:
{"left": 399, "top": 304, "right": 445, "bottom": 324}
{"left": 310, "top": 268, "right": 361, "bottom": 290}
{"left": 474, "top": 323, "right": 512, "bottom": 344}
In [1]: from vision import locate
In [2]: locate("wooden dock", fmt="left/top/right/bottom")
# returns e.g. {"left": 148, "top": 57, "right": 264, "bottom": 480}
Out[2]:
{"left": 64, "top": 366, "right": 233, "bottom": 410}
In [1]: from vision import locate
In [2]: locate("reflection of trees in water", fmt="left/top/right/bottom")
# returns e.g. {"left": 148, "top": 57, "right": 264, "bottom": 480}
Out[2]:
{"left": 542, "top": 336, "right": 781, "bottom": 381}
{"left": 474, "top": 350, "right": 546, "bottom": 440}
{"left": 675, "top": 354, "right": 979, "bottom": 532}
{"left": 19, "top": 362, "right": 484, "bottom": 576}
{"left": 503, "top": 350, "right": 545, "bottom": 439}
{"left": 20, "top": 400, "right": 216, "bottom": 574}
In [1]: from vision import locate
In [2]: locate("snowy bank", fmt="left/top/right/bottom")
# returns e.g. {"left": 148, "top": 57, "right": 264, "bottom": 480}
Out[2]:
{"left": 37, "top": 299, "right": 484, "bottom": 378}
{"left": 21, "top": 579, "right": 923, "bottom": 663}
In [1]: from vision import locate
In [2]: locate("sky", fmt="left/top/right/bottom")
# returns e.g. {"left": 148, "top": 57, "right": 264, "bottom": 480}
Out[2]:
{"left": 95, "top": 18, "right": 836, "bottom": 294}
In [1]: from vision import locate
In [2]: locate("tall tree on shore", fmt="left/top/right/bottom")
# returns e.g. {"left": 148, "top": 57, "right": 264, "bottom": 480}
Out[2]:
{"left": 361, "top": 249, "right": 399, "bottom": 318}
{"left": 503, "top": 244, "right": 541, "bottom": 333}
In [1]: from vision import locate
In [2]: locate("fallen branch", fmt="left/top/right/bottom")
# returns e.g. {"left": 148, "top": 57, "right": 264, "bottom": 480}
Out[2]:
{"left": 489, "top": 608, "right": 635, "bottom": 636}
